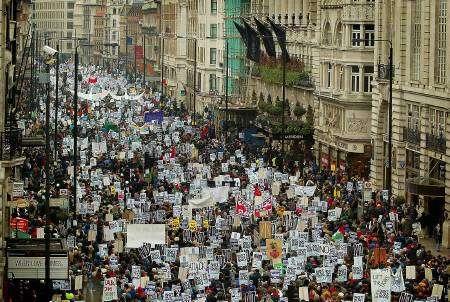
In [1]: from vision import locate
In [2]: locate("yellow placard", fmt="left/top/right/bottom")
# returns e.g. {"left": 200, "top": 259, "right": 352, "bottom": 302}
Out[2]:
{"left": 188, "top": 220, "right": 197, "bottom": 231}
{"left": 171, "top": 217, "right": 180, "bottom": 230}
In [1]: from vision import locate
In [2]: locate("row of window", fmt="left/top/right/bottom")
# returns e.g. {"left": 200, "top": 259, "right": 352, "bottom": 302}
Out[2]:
{"left": 324, "top": 64, "right": 373, "bottom": 93}
{"left": 407, "top": 104, "right": 446, "bottom": 136}
{"left": 198, "top": 47, "right": 219, "bottom": 65}
{"left": 34, "top": 1, "right": 74, "bottom": 10}
{"left": 406, "top": 150, "right": 445, "bottom": 181}
{"left": 322, "top": 23, "right": 374, "bottom": 47}
{"left": 409, "top": 0, "right": 447, "bottom": 84}
{"left": 199, "top": 23, "right": 220, "bottom": 39}
{"left": 36, "top": 21, "right": 73, "bottom": 30}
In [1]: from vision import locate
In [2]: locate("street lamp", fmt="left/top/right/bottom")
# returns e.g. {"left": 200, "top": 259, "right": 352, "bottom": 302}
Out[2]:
{"left": 353, "top": 38, "right": 393, "bottom": 199}
{"left": 41, "top": 43, "right": 58, "bottom": 302}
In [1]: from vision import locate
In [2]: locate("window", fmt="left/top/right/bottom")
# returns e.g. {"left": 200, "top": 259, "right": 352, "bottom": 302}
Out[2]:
{"left": 66, "top": 42, "right": 72, "bottom": 50}
{"left": 211, "top": 0, "right": 217, "bottom": 14}
{"left": 430, "top": 108, "right": 445, "bottom": 136}
{"left": 67, "top": 2, "right": 74, "bottom": 9}
{"left": 326, "top": 63, "right": 332, "bottom": 88}
{"left": 197, "top": 72, "right": 202, "bottom": 91}
{"left": 351, "top": 66, "right": 360, "bottom": 92}
{"left": 364, "top": 24, "right": 375, "bottom": 46}
{"left": 210, "top": 24, "right": 217, "bottom": 38}
{"left": 209, "top": 74, "right": 217, "bottom": 91}
{"left": 339, "top": 66, "right": 344, "bottom": 90}
{"left": 335, "top": 22, "right": 342, "bottom": 46}
{"left": 210, "top": 48, "right": 217, "bottom": 64}
{"left": 199, "top": 47, "right": 205, "bottom": 63}
{"left": 407, "top": 104, "right": 420, "bottom": 130}
{"left": 67, "top": 21, "right": 73, "bottom": 29}
{"left": 113, "top": 19, "right": 117, "bottom": 28}
{"left": 323, "top": 22, "right": 331, "bottom": 45}
{"left": 436, "top": 0, "right": 447, "bottom": 84}
{"left": 406, "top": 149, "right": 420, "bottom": 170}
{"left": 112, "top": 31, "right": 117, "bottom": 42}
{"left": 363, "top": 66, "right": 374, "bottom": 92}
{"left": 352, "top": 25, "right": 361, "bottom": 46}
{"left": 67, "top": 11, "right": 73, "bottom": 19}
{"left": 429, "top": 157, "right": 445, "bottom": 181}
{"left": 411, "top": 0, "right": 421, "bottom": 81}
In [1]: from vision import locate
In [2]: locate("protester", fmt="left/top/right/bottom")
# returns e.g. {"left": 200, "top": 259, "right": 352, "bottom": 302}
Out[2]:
{"left": 8, "top": 63, "right": 449, "bottom": 302}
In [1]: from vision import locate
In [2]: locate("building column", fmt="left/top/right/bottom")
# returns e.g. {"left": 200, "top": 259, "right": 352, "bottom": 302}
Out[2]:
{"left": 442, "top": 112, "right": 450, "bottom": 247}
{"left": 358, "top": 64, "right": 364, "bottom": 95}
{"left": 391, "top": 91, "right": 406, "bottom": 196}
{"left": 370, "top": 83, "right": 389, "bottom": 190}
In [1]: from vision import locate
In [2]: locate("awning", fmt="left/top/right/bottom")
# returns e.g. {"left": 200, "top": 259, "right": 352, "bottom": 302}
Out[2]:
{"left": 406, "top": 177, "right": 445, "bottom": 197}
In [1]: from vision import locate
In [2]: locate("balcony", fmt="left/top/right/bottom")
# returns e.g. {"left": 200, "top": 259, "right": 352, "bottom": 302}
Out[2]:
{"left": 0, "top": 128, "right": 23, "bottom": 161}
{"left": 403, "top": 127, "right": 420, "bottom": 145}
{"left": 426, "top": 133, "right": 446, "bottom": 154}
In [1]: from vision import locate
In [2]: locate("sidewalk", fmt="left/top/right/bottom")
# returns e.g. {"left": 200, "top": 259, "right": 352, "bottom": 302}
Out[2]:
{"left": 419, "top": 236, "right": 450, "bottom": 258}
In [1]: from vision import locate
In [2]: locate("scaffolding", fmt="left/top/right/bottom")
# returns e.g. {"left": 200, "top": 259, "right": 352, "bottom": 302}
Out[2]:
{"left": 224, "top": 0, "right": 251, "bottom": 99}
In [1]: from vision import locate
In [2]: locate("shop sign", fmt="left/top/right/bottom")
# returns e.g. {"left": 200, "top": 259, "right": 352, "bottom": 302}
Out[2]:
{"left": 11, "top": 182, "right": 24, "bottom": 198}
{"left": 8, "top": 256, "right": 68, "bottom": 279}
{"left": 10, "top": 217, "right": 29, "bottom": 232}
{"left": 336, "top": 141, "right": 364, "bottom": 154}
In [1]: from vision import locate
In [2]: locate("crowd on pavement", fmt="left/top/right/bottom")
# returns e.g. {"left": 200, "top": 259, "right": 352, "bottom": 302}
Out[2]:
{"left": 6, "top": 63, "right": 449, "bottom": 302}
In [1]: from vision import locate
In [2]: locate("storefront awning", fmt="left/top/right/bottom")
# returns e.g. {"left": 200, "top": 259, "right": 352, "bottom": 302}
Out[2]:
{"left": 406, "top": 177, "right": 445, "bottom": 197}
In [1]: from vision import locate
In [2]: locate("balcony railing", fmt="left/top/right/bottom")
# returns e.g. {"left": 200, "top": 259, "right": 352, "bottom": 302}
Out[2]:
{"left": 403, "top": 127, "right": 420, "bottom": 145}
{"left": 426, "top": 133, "right": 446, "bottom": 153}
{"left": 0, "top": 128, "right": 23, "bottom": 160}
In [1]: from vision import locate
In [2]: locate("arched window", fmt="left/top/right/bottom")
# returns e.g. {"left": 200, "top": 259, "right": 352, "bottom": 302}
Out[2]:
{"left": 335, "top": 22, "right": 343, "bottom": 46}
{"left": 323, "top": 22, "right": 332, "bottom": 45}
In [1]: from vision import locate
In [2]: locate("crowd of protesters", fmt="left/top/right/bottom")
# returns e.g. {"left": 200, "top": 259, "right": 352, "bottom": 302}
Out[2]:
{"left": 5, "top": 63, "right": 449, "bottom": 302}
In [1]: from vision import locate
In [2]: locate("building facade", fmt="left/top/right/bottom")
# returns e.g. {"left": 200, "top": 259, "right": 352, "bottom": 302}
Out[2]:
{"left": 313, "top": 0, "right": 374, "bottom": 178}
{"left": 371, "top": 0, "right": 450, "bottom": 246}
{"left": 193, "top": 0, "right": 225, "bottom": 113}
{"left": 33, "top": 0, "right": 76, "bottom": 54}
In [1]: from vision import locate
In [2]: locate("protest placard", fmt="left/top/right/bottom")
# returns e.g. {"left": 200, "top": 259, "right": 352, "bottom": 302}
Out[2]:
{"left": 102, "top": 277, "right": 118, "bottom": 301}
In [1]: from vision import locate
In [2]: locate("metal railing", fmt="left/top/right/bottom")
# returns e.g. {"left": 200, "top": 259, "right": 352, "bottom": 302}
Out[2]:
{"left": 403, "top": 127, "right": 420, "bottom": 145}
{"left": 426, "top": 132, "right": 446, "bottom": 153}
{"left": 0, "top": 128, "right": 23, "bottom": 160}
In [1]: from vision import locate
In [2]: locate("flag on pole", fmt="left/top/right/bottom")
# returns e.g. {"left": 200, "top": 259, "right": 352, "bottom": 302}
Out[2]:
{"left": 242, "top": 20, "right": 261, "bottom": 62}
{"left": 254, "top": 18, "right": 276, "bottom": 57}
{"left": 268, "top": 18, "right": 290, "bottom": 61}
{"left": 234, "top": 21, "right": 260, "bottom": 62}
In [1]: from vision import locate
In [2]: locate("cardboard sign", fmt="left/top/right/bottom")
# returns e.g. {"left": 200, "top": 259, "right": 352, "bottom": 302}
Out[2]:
{"left": 102, "top": 277, "right": 118, "bottom": 301}
{"left": 259, "top": 221, "right": 272, "bottom": 239}
{"left": 266, "top": 239, "right": 283, "bottom": 260}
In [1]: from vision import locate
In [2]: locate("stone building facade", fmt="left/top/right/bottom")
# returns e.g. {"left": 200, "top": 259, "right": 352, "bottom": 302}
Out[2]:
{"left": 371, "top": 0, "right": 450, "bottom": 246}
{"left": 247, "top": 0, "right": 374, "bottom": 177}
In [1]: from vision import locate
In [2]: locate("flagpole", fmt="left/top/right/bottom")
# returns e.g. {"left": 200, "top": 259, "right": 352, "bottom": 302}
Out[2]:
{"left": 282, "top": 54, "right": 286, "bottom": 155}
{"left": 225, "top": 39, "right": 229, "bottom": 132}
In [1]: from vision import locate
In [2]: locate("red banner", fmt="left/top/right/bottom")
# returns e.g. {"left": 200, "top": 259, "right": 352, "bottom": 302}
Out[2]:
{"left": 10, "top": 217, "right": 29, "bottom": 232}
{"left": 134, "top": 45, "right": 143, "bottom": 60}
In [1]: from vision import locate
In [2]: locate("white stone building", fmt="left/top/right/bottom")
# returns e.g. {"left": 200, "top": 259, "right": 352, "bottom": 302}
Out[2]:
{"left": 371, "top": 0, "right": 450, "bottom": 246}
{"left": 33, "top": 0, "right": 76, "bottom": 54}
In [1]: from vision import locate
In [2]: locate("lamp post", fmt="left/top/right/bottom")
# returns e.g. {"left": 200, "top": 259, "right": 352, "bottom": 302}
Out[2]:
{"left": 42, "top": 43, "right": 58, "bottom": 302}
{"left": 353, "top": 38, "right": 393, "bottom": 199}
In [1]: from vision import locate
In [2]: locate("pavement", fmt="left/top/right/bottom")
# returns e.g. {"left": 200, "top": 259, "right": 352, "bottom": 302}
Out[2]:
{"left": 419, "top": 236, "right": 450, "bottom": 258}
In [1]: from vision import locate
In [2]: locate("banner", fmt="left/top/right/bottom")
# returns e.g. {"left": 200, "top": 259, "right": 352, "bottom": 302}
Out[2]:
{"left": 370, "top": 268, "right": 391, "bottom": 302}
{"left": 102, "top": 277, "right": 118, "bottom": 301}
{"left": 135, "top": 45, "right": 143, "bottom": 60}
{"left": 126, "top": 224, "right": 166, "bottom": 248}
{"left": 144, "top": 110, "right": 164, "bottom": 124}
{"left": 188, "top": 196, "right": 215, "bottom": 209}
